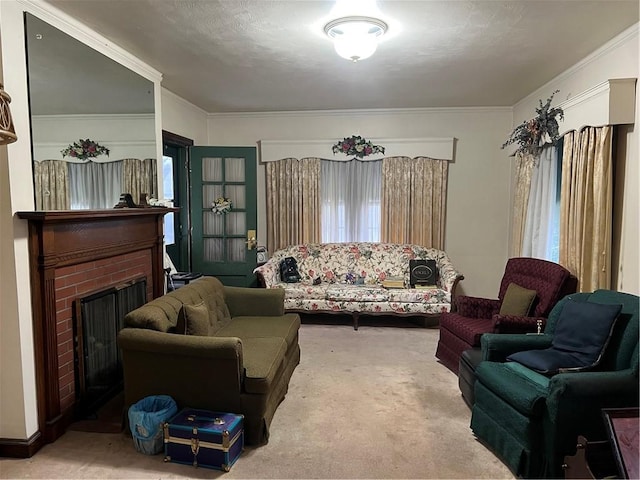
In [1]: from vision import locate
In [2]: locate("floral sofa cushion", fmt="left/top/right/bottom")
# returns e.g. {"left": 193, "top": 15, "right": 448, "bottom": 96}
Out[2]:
{"left": 254, "top": 243, "right": 464, "bottom": 317}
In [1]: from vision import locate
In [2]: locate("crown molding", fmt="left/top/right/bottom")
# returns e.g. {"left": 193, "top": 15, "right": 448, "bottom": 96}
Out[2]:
{"left": 208, "top": 106, "right": 511, "bottom": 119}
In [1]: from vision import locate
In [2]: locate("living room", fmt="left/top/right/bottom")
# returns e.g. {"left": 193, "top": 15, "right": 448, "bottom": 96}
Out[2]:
{"left": 1, "top": 0, "right": 639, "bottom": 478}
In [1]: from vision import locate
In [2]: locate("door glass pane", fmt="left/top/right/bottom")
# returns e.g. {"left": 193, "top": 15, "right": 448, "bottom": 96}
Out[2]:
{"left": 202, "top": 157, "right": 222, "bottom": 181}
{"left": 225, "top": 157, "right": 245, "bottom": 182}
{"left": 227, "top": 239, "right": 245, "bottom": 262}
{"left": 204, "top": 238, "right": 224, "bottom": 262}
{"left": 203, "top": 212, "right": 224, "bottom": 235}
{"left": 203, "top": 185, "right": 224, "bottom": 208}
{"left": 225, "top": 212, "right": 246, "bottom": 235}
{"left": 226, "top": 185, "right": 245, "bottom": 209}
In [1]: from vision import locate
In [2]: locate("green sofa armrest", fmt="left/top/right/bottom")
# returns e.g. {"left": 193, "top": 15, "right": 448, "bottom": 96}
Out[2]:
{"left": 117, "top": 328, "right": 245, "bottom": 411}
{"left": 481, "top": 333, "right": 553, "bottom": 362}
{"left": 224, "top": 286, "right": 285, "bottom": 317}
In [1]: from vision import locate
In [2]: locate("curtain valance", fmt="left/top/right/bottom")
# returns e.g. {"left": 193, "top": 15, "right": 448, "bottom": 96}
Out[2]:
{"left": 259, "top": 137, "right": 455, "bottom": 163}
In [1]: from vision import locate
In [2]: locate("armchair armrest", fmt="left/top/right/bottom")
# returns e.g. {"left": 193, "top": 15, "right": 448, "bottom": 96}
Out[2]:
{"left": 493, "top": 315, "right": 547, "bottom": 334}
{"left": 547, "top": 370, "right": 640, "bottom": 453}
{"left": 224, "top": 286, "right": 285, "bottom": 317}
{"left": 480, "top": 332, "right": 553, "bottom": 362}
{"left": 457, "top": 296, "right": 500, "bottom": 318}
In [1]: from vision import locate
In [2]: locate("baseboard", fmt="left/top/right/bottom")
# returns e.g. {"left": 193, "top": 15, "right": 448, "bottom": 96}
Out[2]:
{"left": 0, "top": 431, "right": 43, "bottom": 458}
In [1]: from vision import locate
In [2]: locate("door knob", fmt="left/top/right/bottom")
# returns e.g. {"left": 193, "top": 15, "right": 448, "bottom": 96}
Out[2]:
{"left": 245, "top": 229, "right": 257, "bottom": 250}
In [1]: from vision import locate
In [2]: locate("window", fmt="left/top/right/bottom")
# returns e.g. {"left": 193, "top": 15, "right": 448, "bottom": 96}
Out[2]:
{"left": 162, "top": 154, "right": 175, "bottom": 245}
{"left": 320, "top": 159, "right": 381, "bottom": 242}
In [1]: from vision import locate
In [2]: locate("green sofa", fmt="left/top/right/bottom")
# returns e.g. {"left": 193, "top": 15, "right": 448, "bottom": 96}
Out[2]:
{"left": 117, "top": 276, "right": 301, "bottom": 445}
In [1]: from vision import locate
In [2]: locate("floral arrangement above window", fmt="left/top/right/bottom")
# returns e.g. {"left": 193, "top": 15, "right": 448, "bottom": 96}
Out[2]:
{"left": 502, "top": 90, "right": 564, "bottom": 157}
{"left": 211, "top": 197, "right": 232, "bottom": 215}
{"left": 332, "top": 135, "right": 385, "bottom": 159}
{"left": 61, "top": 138, "right": 110, "bottom": 160}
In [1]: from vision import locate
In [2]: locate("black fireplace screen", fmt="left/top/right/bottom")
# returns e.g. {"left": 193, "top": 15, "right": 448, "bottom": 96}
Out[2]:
{"left": 74, "top": 277, "right": 147, "bottom": 415}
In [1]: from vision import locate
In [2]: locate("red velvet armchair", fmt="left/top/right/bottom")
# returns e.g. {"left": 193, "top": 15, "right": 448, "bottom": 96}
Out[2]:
{"left": 435, "top": 257, "right": 577, "bottom": 373}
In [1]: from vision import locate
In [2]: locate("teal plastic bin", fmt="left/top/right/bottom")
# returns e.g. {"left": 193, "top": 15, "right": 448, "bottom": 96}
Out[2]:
{"left": 128, "top": 395, "right": 177, "bottom": 455}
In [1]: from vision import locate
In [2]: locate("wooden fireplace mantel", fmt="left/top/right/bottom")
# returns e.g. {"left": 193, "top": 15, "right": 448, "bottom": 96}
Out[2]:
{"left": 15, "top": 208, "right": 176, "bottom": 454}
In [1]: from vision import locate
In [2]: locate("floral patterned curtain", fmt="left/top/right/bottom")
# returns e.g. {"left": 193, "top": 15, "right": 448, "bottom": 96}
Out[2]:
{"left": 34, "top": 160, "right": 70, "bottom": 210}
{"left": 381, "top": 156, "right": 448, "bottom": 248}
{"left": 265, "top": 158, "right": 321, "bottom": 252}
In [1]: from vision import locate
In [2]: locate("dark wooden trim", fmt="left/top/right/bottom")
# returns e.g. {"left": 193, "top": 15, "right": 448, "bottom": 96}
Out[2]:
{"left": 16, "top": 208, "right": 175, "bottom": 450}
{"left": 162, "top": 130, "right": 194, "bottom": 148}
{"left": 0, "top": 431, "right": 43, "bottom": 458}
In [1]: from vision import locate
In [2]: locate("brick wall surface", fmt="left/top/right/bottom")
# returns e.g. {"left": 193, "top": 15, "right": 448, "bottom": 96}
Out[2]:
{"left": 54, "top": 250, "right": 153, "bottom": 412}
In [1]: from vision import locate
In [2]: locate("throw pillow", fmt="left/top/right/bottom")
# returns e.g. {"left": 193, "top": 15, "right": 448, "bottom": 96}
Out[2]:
{"left": 175, "top": 302, "right": 213, "bottom": 336}
{"left": 499, "top": 283, "right": 537, "bottom": 316}
{"left": 507, "top": 299, "right": 622, "bottom": 374}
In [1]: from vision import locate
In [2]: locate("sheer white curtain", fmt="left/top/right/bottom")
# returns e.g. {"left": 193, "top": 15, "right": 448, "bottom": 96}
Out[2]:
{"left": 521, "top": 145, "right": 560, "bottom": 260}
{"left": 69, "top": 161, "right": 123, "bottom": 209}
{"left": 321, "top": 159, "right": 382, "bottom": 242}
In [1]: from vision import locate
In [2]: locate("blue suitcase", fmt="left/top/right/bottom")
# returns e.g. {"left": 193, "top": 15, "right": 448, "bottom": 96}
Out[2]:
{"left": 163, "top": 408, "right": 244, "bottom": 472}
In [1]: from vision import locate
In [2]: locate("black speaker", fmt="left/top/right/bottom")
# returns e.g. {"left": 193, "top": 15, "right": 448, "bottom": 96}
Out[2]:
{"left": 409, "top": 259, "right": 437, "bottom": 287}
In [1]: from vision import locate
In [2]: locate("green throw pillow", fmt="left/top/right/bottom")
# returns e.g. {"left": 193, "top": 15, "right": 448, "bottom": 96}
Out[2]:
{"left": 175, "top": 302, "right": 214, "bottom": 336}
{"left": 499, "top": 283, "right": 537, "bottom": 316}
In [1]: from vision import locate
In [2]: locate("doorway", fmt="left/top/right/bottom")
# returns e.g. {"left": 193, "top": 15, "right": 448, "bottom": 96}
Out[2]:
{"left": 162, "top": 132, "right": 258, "bottom": 286}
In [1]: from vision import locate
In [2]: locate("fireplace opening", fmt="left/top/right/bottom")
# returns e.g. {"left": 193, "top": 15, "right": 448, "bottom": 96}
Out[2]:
{"left": 73, "top": 277, "right": 147, "bottom": 417}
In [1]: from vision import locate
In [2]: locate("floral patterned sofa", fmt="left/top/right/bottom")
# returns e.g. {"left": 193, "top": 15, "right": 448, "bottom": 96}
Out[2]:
{"left": 254, "top": 243, "right": 464, "bottom": 329}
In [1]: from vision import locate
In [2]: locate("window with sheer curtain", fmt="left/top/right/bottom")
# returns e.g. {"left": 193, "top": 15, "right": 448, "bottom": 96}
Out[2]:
{"left": 320, "top": 159, "right": 382, "bottom": 242}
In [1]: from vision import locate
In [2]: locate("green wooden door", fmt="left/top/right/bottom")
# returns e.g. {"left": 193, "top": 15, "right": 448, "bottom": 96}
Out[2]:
{"left": 190, "top": 146, "right": 257, "bottom": 286}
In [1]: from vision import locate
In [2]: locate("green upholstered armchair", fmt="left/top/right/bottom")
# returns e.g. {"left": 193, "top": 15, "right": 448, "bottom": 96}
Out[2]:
{"left": 470, "top": 290, "right": 639, "bottom": 479}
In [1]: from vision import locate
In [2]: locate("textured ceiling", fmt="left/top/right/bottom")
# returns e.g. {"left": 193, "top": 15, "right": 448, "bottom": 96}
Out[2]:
{"left": 39, "top": 0, "right": 640, "bottom": 113}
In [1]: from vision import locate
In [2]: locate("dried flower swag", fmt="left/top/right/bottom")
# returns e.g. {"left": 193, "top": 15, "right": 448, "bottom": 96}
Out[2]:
{"left": 61, "top": 139, "right": 110, "bottom": 160}
{"left": 502, "top": 90, "right": 564, "bottom": 156}
{"left": 332, "top": 135, "right": 385, "bottom": 159}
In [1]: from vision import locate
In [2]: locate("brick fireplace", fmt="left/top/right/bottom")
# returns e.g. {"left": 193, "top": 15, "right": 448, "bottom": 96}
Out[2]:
{"left": 14, "top": 208, "right": 173, "bottom": 456}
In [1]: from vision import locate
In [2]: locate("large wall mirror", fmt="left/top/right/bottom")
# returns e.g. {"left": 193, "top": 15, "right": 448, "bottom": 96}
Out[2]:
{"left": 24, "top": 12, "right": 158, "bottom": 210}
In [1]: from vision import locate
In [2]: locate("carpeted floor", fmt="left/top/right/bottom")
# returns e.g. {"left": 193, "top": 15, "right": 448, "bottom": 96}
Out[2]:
{"left": 0, "top": 322, "right": 514, "bottom": 479}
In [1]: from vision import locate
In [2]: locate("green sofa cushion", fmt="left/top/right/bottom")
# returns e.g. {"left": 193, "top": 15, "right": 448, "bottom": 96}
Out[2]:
{"left": 215, "top": 314, "right": 301, "bottom": 349}
{"left": 476, "top": 361, "right": 550, "bottom": 416}
{"left": 241, "top": 337, "right": 287, "bottom": 394}
{"left": 176, "top": 302, "right": 215, "bottom": 336}
{"left": 499, "top": 282, "right": 537, "bottom": 316}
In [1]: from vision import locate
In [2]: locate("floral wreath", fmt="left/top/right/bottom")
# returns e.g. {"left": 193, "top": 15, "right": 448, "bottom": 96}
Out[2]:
{"left": 211, "top": 197, "right": 232, "bottom": 215}
{"left": 61, "top": 138, "right": 110, "bottom": 160}
{"left": 332, "top": 135, "right": 385, "bottom": 159}
{"left": 502, "top": 90, "right": 564, "bottom": 157}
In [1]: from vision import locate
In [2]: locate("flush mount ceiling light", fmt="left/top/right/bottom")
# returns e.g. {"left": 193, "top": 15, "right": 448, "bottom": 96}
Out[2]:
{"left": 324, "top": 15, "right": 388, "bottom": 62}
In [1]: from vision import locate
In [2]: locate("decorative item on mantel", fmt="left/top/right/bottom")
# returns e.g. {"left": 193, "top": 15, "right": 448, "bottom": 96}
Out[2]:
{"left": 61, "top": 138, "right": 110, "bottom": 160}
{"left": 502, "top": 90, "right": 564, "bottom": 157}
{"left": 332, "top": 135, "right": 385, "bottom": 159}
{"left": 211, "top": 197, "right": 232, "bottom": 215}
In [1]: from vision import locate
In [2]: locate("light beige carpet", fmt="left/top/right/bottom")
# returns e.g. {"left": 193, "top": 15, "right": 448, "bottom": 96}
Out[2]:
{"left": 0, "top": 323, "right": 514, "bottom": 479}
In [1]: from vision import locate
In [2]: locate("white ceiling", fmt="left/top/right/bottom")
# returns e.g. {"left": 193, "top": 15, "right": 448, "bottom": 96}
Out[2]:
{"left": 41, "top": 0, "right": 639, "bottom": 113}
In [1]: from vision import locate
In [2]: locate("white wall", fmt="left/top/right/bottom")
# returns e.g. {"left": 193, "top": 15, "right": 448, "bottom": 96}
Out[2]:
{"left": 32, "top": 114, "right": 156, "bottom": 161}
{"left": 511, "top": 24, "right": 639, "bottom": 294}
{"left": 161, "top": 88, "right": 208, "bottom": 145}
{"left": 207, "top": 107, "right": 514, "bottom": 297}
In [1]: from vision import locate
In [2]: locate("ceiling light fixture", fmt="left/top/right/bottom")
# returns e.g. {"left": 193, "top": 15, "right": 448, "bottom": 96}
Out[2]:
{"left": 324, "top": 15, "right": 388, "bottom": 62}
